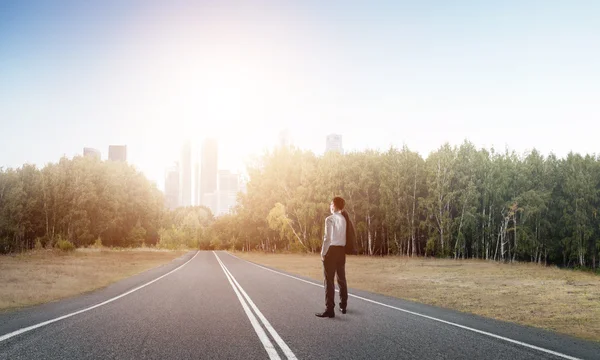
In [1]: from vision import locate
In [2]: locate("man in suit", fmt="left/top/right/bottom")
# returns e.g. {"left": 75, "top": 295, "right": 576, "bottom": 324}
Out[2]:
{"left": 316, "top": 196, "right": 349, "bottom": 318}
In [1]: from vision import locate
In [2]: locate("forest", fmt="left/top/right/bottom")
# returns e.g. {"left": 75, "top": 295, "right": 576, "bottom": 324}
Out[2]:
{"left": 2, "top": 141, "right": 599, "bottom": 270}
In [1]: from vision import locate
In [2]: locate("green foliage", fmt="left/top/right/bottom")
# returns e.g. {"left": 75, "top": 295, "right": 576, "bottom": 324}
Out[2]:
{"left": 230, "top": 143, "right": 600, "bottom": 269}
{"left": 0, "top": 157, "right": 164, "bottom": 253}
{"left": 425, "top": 238, "right": 436, "bottom": 257}
{"left": 289, "top": 240, "right": 308, "bottom": 253}
{"left": 3, "top": 143, "right": 600, "bottom": 271}
{"left": 126, "top": 220, "right": 147, "bottom": 247}
{"left": 157, "top": 226, "right": 186, "bottom": 250}
{"left": 157, "top": 206, "right": 214, "bottom": 250}
{"left": 56, "top": 237, "right": 75, "bottom": 252}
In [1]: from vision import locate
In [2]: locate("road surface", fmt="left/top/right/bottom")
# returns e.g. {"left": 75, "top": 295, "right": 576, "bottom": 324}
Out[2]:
{"left": 1, "top": 251, "right": 598, "bottom": 359}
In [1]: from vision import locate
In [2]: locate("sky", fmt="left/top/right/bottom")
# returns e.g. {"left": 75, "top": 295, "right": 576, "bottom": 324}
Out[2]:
{"left": 1, "top": 0, "right": 599, "bottom": 190}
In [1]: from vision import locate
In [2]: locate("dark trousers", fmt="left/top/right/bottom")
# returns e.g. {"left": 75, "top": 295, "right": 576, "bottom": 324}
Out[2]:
{"left": 323, "top": 246, "right": 348, "bottom": 311}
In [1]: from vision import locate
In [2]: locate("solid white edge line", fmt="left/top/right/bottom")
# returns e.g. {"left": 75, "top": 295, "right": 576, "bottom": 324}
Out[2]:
{"left": 226, "top": 252, "right": 583, "bottom": 360}
{"left": 215, "top": 252, "right": 297, "bottom": 360}
{"left": 213, "top": 251, "right": 281, "bottom": 360}
{"left": 0, "top": 251, "right": 200, "bottom": 343}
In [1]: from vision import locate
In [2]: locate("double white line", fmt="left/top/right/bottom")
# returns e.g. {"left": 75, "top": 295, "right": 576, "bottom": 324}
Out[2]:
{"left": 213, "top": 251, "right": 297, "bottom": 360}
{"left": 226, "top": 252, "right": 583, "bottom": 360}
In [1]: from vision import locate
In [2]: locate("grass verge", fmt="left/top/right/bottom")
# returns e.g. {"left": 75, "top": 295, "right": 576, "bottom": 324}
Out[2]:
{"left": 0, "top": 248, "right": 187, "bottom": 312}
{"left": 235, "top": 252, "right": 600, "bottom": 342}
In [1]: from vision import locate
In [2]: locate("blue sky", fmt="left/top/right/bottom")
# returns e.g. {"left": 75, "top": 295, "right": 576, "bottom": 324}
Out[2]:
{"left": 1, "top": 0, "right": 599, "bottom": 189}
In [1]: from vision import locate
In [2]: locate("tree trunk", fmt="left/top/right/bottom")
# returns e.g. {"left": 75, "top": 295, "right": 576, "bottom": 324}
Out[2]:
{"left": 367, "top": 214, "right": 373, "bottom": 256}
{"left": 411, "top": 161, "right": 418, "bottom": 257}
{"left": 499, "top": 227, "right": 504, "bottom": 261}
{"left": 479, "top": 206, "right": 485, "bottom": 259}
{"left": 512, "top": 211, "right": 518, "bottom": 262}
{"left": 440, "top": 226, "right": 444, "bottom": 257}
{"left": 455, "top": 195, "right": 468, "bottom": 259}
{"left": 544, "top": 248, "right": 547, "bottom": 266}
{"left": 487, "top": 205, "right": 492, "bottom": 260}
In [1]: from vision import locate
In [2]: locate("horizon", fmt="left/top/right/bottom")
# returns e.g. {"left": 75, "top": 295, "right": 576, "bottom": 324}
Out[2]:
{"left": 1, "top": 1, "right": 599, "bottom": 190}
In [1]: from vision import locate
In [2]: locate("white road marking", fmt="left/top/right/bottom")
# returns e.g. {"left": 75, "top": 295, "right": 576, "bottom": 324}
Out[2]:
{"left": 215, "top": 252, "right": 297, "bottom": 360}
{"left": 226, "top": 252, "right": 583, "bottom": 360}
{"left": 213, "top": 252, "right": 281, "bottom": 360}
{"left": 0, "top": 251, "right": 200, "bottom": 343}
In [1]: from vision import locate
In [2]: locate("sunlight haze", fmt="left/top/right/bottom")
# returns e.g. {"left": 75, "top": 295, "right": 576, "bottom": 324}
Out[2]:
{"left": 1, "top": 1, "right": 599, "bottom": 190}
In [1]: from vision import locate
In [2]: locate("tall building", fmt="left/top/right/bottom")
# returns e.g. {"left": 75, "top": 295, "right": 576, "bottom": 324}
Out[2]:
{"left": 108, "top": 145, "right": 127, "bottom": 161}
{"left": 179, "top": 141, "right": 192, "bottom": 207}
{"left": 278, "top": 128, "right": 292, "bottom": 148}
{"left": 164, "top": 163, "right": 179, "bottom": 210}
{"left": 200, "top": 138, "right": 218, "bottom": 209}
{"left": 83, "top": 147, "right": 101, "bottom": 160}
{"left": 217, "top": 170, "right": 239, "bottom": 215}
{"left": 325, "top": 134, "right": 343, "bottom": 154}
{"left": 194, "top": 162, "right": 200, "bottom": 206}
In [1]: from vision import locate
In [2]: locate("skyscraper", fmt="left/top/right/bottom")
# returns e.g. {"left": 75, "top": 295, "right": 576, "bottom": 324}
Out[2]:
{"left": 278, "top": 128, "right": 292, "bottom": 148}
{"left": 179, "top": 141, "right": 192, "bottom": 207}
{"left": 108, "top": 145, "right": 127, "bottom": 161}
{"left": 200, "top": 138, "right": 218, "bottom": 210}
{"left": 325, "top": 134, "right": 343, "bottom": 154}
{"left": 83, "top": 147, "right": 101, "bottom": 160}
{"left": 217, "top": 170, "right": 239, "bottom": 215}
{"left": 164, "top": 163, "right": 180, "bottom": 210}
{"left": 194, "top": 162, "right": 200, "bottom": 206}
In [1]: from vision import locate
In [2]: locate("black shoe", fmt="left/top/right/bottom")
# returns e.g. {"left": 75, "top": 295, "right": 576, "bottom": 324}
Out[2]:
{"left": 315, "top": 310, "right": 335, "bottom": 318}
{"left": 339, "top": 303, "right": 347, "bottom": 314}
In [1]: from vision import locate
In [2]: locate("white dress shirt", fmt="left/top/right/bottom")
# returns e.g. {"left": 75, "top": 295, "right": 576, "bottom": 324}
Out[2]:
{"left": 321, "top": 211, "right": 347, "bottom": 258}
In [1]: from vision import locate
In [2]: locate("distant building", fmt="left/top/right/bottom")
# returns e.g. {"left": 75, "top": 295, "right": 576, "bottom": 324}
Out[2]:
{"left": 83, "top": 147, "right": 101, "bottom": 160}
{"left": 194, "top": 162, "right": 200, "bottom": 206}
{"left": 278, "top": 129, "right": 292, "bottom": 148}
{"left": 217, "top": 170, "right": 239, "bottom": 215}
{"left": 201, "top": 138, "right": 218, "bottom": 208}
{"left": 108, "top": 145, "right": 127, "bottom": 161}
{"left": 165, "top": 164, "right": 180, "bottom": 210}
{"left": 179, "top": 141, "right": 192, "bottom": 207}
{"left": 325, "top": 134, "right": 343, "bottom": 154}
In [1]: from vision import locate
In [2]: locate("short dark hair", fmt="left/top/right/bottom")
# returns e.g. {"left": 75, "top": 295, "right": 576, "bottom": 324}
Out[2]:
{"left": 332, "top": 196, "right": 345, "bottom": 211}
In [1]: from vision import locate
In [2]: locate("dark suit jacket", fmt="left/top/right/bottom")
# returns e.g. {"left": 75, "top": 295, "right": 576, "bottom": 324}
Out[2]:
{"left": 342, "top": 210, "right": 357, "bottom": 255}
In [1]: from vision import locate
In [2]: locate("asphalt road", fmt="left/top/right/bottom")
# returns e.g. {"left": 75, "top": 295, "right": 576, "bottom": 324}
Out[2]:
{"left": 1, "top": 251, "right": 599, "bottom": 360}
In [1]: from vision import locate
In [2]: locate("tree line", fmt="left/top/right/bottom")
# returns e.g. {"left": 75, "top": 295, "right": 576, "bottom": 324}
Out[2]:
{"left": 0, "top": 156, "right": 212, "bottom": 253}
{"left": 224, "top": 142, "right": 600, "bottom": 269}
{"left": 2, "top": 142, "right": 600, "bottom": 270}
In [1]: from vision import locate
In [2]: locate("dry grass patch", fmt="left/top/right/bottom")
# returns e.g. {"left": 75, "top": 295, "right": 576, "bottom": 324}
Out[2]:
{"left": 235, "top": 252, "right": 600, "bottom": 342}
{"left": 0, "top": 248, "right": 187, "bottom": 312}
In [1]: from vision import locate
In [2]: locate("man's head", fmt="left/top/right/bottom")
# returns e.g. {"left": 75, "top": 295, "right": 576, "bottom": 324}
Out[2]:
{"left": 330, "top": 196, "right": 345, "bottom": 214}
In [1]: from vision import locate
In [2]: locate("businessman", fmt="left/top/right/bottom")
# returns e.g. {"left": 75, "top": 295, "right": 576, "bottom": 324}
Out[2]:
{"left": 316, "top": 196, "right": 349, "bottom": 318}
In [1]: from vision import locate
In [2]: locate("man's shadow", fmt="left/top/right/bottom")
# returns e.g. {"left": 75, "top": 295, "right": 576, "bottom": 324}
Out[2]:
{"left": 334, "top": 308, "right": 363, "bottom": 320}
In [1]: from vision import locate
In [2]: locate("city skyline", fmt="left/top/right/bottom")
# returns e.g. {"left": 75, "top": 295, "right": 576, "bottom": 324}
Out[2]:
{"left": 194, "top": 162, "right": 200, "bottom": 207}
{"left": 217, "top": 169, "right": 239, "bottom": 216}
{"left": 160, "top": 137, "right": 240, "bottom": 214}
{"left": 164, "top": 163, "right": 179, "bottom": 210}
{"left": 200, "top": 138, "right": 218, "bottom": 211}
{"left": 326, "top": 134, "right": 343, "bottom": 154}
{"left": 1, "top": 1, "right": 599, "bottom": 192}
